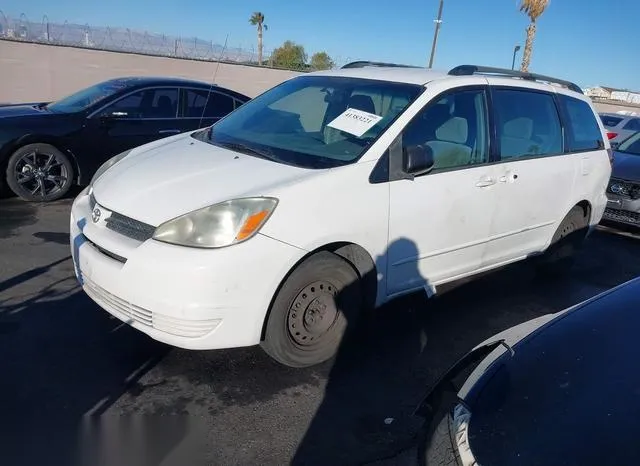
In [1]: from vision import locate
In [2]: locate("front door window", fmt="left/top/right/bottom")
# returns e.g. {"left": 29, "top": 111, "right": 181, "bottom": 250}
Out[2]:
{"left": 99, "top": 88, "right": 179, "bottom": 119}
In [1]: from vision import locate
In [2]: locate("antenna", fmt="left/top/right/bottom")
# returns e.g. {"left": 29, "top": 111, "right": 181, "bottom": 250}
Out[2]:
{"left": 199, "top": 34, "right": 229, "bottom": 129}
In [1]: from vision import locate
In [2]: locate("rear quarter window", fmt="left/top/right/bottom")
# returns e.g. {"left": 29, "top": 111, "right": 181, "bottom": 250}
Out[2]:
{"left": 559, "top": 95, "right": 603, "bottom": 152}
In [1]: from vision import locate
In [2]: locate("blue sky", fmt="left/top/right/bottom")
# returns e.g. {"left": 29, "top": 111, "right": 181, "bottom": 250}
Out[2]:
{"left": 3, "top": 0, "right": 638, "bottom": 90}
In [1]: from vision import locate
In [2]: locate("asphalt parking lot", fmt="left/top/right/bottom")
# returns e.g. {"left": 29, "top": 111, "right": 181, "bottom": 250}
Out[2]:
{"left": 2, "top": 194, "right": 640, "bottom": 466}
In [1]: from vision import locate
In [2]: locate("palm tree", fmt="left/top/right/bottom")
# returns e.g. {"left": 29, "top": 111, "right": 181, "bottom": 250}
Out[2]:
{"left": 519, "top": 0, "right": 549, "bottom": 72}
{"left": 249, "top": 12, "right": 268, "bottom": 66}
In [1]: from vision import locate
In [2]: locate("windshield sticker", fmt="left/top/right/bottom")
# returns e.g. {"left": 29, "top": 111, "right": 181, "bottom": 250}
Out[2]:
{"left": 327, "top": 108, "right": 383, "bottom": 137}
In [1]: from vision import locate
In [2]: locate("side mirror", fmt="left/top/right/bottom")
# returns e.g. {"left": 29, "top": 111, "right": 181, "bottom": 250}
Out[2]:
{"left": 403, "top": 144, "right": 434, "bottom": 177}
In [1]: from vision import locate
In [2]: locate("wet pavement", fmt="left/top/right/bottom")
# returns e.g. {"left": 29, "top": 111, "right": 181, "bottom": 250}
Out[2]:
{"left": 1, "top": 194, "right": 640, "bottom": 466}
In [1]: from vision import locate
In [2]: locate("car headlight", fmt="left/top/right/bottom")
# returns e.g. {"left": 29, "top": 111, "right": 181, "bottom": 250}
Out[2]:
{"left": 89, "top": 149, "right": 133, "bottom": 188}
{"left": 153, "top": 197, "right": 278, "bottom": 248}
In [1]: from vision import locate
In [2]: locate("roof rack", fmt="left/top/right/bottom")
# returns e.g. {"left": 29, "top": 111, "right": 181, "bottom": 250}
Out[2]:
{"left": 341, "top": 60, "right": 421, "bottom": 69}
{"left": 448, "top": 65, "right": 583, "bottom": 94}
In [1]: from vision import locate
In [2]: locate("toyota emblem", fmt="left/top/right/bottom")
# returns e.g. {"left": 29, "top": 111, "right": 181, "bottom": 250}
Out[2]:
{"left": 92, "top": 208, "right": 101, "bottom": 223}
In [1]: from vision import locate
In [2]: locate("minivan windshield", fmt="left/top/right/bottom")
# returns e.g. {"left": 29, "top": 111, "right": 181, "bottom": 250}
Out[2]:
{"left": 617, "top": 131, "right": 640, "bottom": 156}
{"left": 204, "top": 75, "right": 423, "bottom": 168}
{"left": 46, "top": 79, "right": 132, "bottom": 113}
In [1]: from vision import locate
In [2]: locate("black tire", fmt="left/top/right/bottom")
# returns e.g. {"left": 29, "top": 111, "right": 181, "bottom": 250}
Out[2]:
{"left": 261, "top": 251, "right": 363, "bottom": 368}
{"left": 535, "top": 206, "right": 588, "bottom": 275}
{"left": 418, "top": 414, "right": 462, "bottom": 466}
{"left": 6, "top": 143, "right": 74, "bottom": 202}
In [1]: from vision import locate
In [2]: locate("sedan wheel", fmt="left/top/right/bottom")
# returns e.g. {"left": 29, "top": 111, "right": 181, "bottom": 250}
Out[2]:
{"left": 6, "top": 143, "right": 74, "bottom": 202}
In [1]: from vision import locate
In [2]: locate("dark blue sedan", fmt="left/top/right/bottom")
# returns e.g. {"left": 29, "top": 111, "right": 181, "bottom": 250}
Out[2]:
{"left": 0, "top": 77, "right": 250, "bottom": 202}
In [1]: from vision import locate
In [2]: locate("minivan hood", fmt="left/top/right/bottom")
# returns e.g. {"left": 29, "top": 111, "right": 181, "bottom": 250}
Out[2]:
{"left": 612, "top": 151, "right": 640, "bottom": 181}
{"left": 92, "top": 133, "right": 311, "bottom": 225}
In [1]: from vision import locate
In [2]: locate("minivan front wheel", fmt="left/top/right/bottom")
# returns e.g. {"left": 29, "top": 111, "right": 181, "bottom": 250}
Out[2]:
{"left": 261, "top": 251, "right": 363, "bottom": 368}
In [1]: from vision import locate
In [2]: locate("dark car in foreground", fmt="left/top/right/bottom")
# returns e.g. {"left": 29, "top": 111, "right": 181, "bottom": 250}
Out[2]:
{"left": 0, "top": 77, "right": 251, "bottom": 202}
{"left": 416, "top": 275, "right": 640, "bottom": 465}
{"left": 601, "top": 131, "right": 640, "bottom": 229}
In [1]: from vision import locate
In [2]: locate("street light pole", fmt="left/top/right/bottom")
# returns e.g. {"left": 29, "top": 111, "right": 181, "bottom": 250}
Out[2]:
{"left": 428, "top": 0, "right": 445, "bottom": 69}
{"left": 511, "top": 45, "right": 521, "bottom": 70}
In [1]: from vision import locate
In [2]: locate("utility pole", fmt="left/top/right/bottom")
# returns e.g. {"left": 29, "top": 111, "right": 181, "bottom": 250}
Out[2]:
{"left": 428, "top": 0, "right": 444, "bottom": 69}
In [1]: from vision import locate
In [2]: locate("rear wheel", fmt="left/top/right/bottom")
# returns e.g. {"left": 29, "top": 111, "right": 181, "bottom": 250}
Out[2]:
{"left": 6, "top": 143, "right": 74, "bottom": 202}
{"left": 535, "top": 206, "right": 588, "bottom": 275}
{"left": 261, "top": 251, "right": 363, "bottom": 368}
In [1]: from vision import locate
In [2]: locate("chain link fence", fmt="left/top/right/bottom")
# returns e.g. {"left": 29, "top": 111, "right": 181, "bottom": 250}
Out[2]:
{"left": 0, "top": 12, "right": 357, "bottom": 71}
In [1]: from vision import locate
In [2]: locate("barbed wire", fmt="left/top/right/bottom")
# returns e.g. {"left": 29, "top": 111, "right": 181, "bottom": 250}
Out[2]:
{"left": 0, "top": 12, "right": 359, "bottom": 71}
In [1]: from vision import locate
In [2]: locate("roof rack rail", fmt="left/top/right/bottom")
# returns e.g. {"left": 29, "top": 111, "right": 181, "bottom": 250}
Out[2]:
{"left": 448, "top": 65, "right": 583, "bottom": 94}
{"left": 341, "top": 60, "right": 421, "bottom": 69}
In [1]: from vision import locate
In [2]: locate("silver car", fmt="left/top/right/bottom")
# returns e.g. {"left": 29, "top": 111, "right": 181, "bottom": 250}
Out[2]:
{"left": 602, "top": 131, "right": 640, "bottom": 228}
{"left": 599, "top": 112, "right": 640, "bottom": 143}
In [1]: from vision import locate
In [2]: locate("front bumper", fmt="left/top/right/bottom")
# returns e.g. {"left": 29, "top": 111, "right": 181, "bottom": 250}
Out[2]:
{"left": 70, "top": 188, "right": 303, "bottom": 350}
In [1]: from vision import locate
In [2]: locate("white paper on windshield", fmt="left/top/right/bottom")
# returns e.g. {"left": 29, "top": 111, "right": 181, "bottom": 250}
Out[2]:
{"left": 327, "top": 108, "right": 383, "bottom": 137}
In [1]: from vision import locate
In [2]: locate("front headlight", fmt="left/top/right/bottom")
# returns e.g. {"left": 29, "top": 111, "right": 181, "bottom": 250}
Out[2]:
{"left": 89, "top": 149, "right": 133, "bottom": 187}
{"left": 153, "top": 197, "right": 278, "bottom": 248}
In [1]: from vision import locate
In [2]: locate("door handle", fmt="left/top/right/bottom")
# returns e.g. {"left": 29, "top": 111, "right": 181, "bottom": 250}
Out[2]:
{"left": 499, "top": 172, "right": 519, "bottom": 183}
{"left": 475, "top": 177, "right": 497, "bottom": 188}
{"left": 158, "top": 129, "right": 181, "bottom": 134}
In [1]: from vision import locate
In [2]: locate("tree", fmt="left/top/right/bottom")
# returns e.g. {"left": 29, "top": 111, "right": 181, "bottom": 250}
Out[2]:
{"left": 249, "top": 12, "right": 268, "bottom": 65}
{"left": 271, "top": 40, "right": 307, "bottom": 70}
{"left": 310, "top": 52, "right": 335, "bottom": 70}
{"left": 519, "top": 0, "right": 550, "bottom": 72}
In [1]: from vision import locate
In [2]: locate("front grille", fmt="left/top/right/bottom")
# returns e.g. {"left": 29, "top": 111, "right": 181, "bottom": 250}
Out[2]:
{"left": 607, "top": 178, "right": 640, "bottom": 200}
{"left": 83, "top": 276, "right": 220, "bottom": 338}
{"left": 104, "top": 211, "right": 156, "bottom": 242}
{"left": 603, "top": 208, "right": 640, "bottom": 225}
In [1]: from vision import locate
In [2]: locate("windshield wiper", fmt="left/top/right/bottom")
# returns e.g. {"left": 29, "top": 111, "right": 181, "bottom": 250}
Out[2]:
{"left": 217, "top": 141, "right": 277, "bottom": 161}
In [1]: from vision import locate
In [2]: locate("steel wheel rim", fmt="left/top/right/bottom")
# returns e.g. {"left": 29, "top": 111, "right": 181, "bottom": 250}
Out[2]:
{"left": 287, "top": 280, "right": 340, "bottom": 346}
{"left": 14, "top": 149, "right": 68, "bottom": 198}
{"left": 560, "top": 222, "right": 575, "bottom": 239}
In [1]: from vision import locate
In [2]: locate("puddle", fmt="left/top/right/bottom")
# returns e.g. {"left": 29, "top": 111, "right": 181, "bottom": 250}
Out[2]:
{"left": 0, "top": 199, "right": 38, "bottom": 238}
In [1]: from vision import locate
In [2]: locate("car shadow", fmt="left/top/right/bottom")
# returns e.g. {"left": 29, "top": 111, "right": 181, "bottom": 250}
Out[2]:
{"left": 3, "top": 224, "right": 640, "bottom": 465}
{"left": 292, "top": 230, "right": 640, "bottom": 465}
{"left": 33, "top": 231, "right": 72, "bottom": 245}
{"left": 0, "top": 274, "right": 192, "bottom": 466}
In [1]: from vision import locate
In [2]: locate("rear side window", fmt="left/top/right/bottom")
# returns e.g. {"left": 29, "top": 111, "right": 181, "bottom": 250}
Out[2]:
{"left": 181, "top": 89, "right": 237, "bottom": 118}
{"left": 493, "top": 89, "right": 563, "bottom": 159}
{"left": 558, "top": 95, "right": 603, "bottom": 152}
{"left": 600, "top": 115, "right": 623, "bottom": 127}
{"left": 623, "top": 118, "right": 640, "bottom": 131}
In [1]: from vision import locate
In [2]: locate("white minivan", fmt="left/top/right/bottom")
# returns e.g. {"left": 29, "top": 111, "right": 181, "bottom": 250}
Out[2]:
{"left": 70, "top": 63, "right": 612, "bottom": 367}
